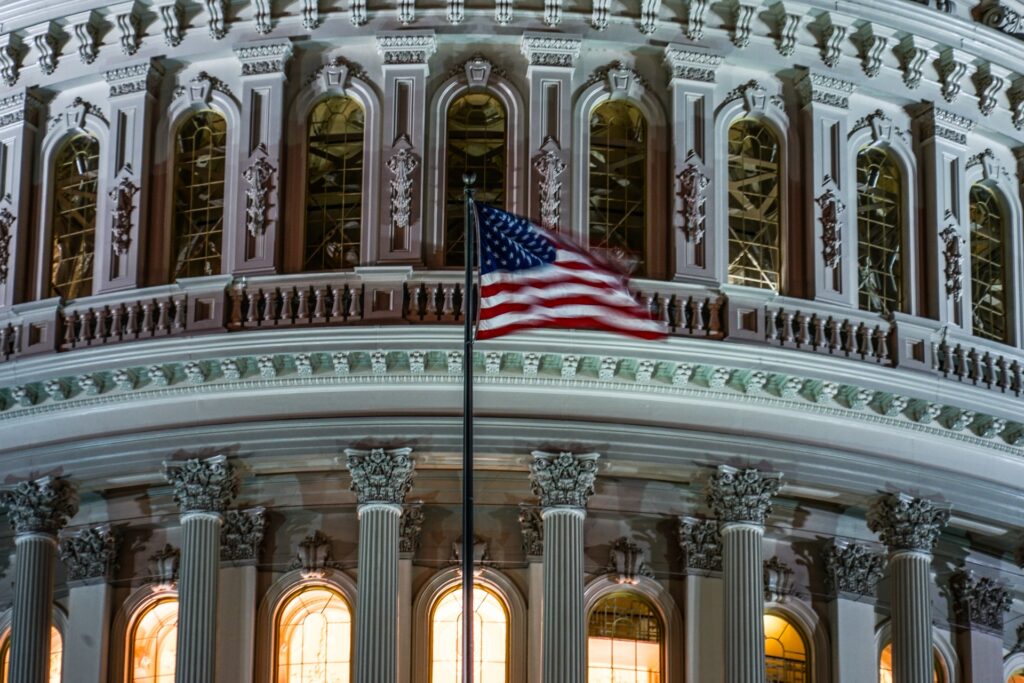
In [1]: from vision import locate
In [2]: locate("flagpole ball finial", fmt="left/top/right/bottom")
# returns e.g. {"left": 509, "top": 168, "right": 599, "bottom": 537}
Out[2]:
{"left": 462, "top": 172, "right": 477, "bottom": 189}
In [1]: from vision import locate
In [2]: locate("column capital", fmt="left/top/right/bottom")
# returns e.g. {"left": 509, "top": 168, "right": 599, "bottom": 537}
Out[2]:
{"left": 2, "top": 476, "right": 77, "bottom": 536}
{"left": 914, "top": 103, "right": 976, "bottom": 146}
{"left": 866, "top": 492, "right": 950, "bottom": 553}
{"left": 0, "top": 89, "right": 43, "bottom": 129}
{"left": 821, "top": 539, "right": 886, "bottom": 598}
{"left": 677, "top": 516, "right": 722, "bottom": 573}
{"left": 663, "top": 44, "right": 723, "bottom": 83}
{"left": 398, "top": 503, "right": 424, "bottom": 555}
{"left": 163, "top": 455, "right": 238, "bottom": 515}
{"left": 529, "top": 451, "right": 600, "bottom": 509}
{"left": 520, "top": 32, "right": 582, "bottom": 68}
{"left": 59, "top": 524, "right": 119, "bottom": 583}
{"left": 345, "top": 447, "right": 415, "bottom": 505}
{"left": 376, "top": 30, "right": 436, "bottom": 67}
{"left": 704, "top": 465, "right": 781, "bottom": 526}
{"left": 795, "top": 69, "right": 856, "bottom": 109}
{"left": 220, "top": 507, "right": 265, "bottom": 563}
{"left": 518, "top": 504, "right": 544, "bottom": 558}
{"left": 104, "top": 59, "right": 164, "bottom": 98}
{"left": 948, "top": 568, "right": 1011, "bottom": 633}
{"left": 234, "top": 39, "right": 293, "bottom": 77}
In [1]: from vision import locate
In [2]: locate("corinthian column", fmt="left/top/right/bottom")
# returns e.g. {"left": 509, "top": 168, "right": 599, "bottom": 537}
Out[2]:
{"left": 529, "top": 450, "right": 599, "bottom": 683}
{"left": 163, "top": 456, "right": 238, "bottom": 683}
{"left": 345, "top": 447, "right": 415, "bottom": 683}
{"left": 705, "top": 466, "right": 782, "bottom": 683}
{"left": 867, "top": 493, "right": 950, "bottom": 683}
{"left": 1, "top": 476, "right": 78, "bottom": 683}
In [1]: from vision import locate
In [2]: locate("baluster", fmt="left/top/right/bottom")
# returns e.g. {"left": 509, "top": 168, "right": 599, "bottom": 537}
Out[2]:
{"left": 693, "top": 299, "right": 706, "bottom": 334}
{"left": 142, "top": 302, "right": 156, "bottom": 335}
{"left": 125, "top": 303, "right": 140, "bottom": 338}
{"left": 875, "top": 327, "right": 889, "bottom": 363}
{"left": 839, "top": 320, "right": 853, "bottom": 354}
{"left": 62, "top": 313, "right": 76, "bottom": 349}
{"left": 795, "top": 313, "right": 809, "bottom": 346}
{"left": 262, "top": 289, "right": 277, "bottom": 325}
{"left": 12, "top": 325, "right": 21, "bottom": 354}
{"left": 0, "top": 326, "right": 8, "bottom": 359}
{"left": 645, "top": 293, "right": 657, "bottom": 321}
{"left": 996, "top": 356, "right": 1009, "bottom": 391}
{"left": 967, "top": 348, "right": 981, "bottom": 383}
{"left": 246, "top": 290, "right": 260, "bottom": 325}
{"left": 980, "top": 352, "right": 993, "bottom": 387}
{"left": 110, "top": 305, "right": 124, "bottom": 341}
{"left": 173, "top": 297, "right": 186, "bottom": 332}
{"left": 156, "top": 300, "right": 170, "bottom": 334}
{"left": 810, "top": 316, "right": 824, "bottom": 349}
{"left": 274, "top": 287, "right": 290, "bottom": 324}
{"left": 313, "top": 287, "right": 326, "bottom": 321}
{"left": 781, "top": 311, "right": 795, "bottom": 345}
{"left": 861, "top": 324, "right": 874, "bottom": 359}
{"left": 952, "top": 346, "right": 965, "bottom": 380}
{"left": 708, "top": 299, "right": 722, "bottom": 337}
{"left": 766, "top": 308, "right": 778, "bottom": 342}
{"left": 296, "top": 288, "right": 310, "bottom": 322}
{"left": 228, "top": 285, "right": 244, "bottom": 327}
{"left": 92, "top": 308, "right": 107, "bottom": 343}
{"left": 657, "top": 295, "right": 669, "bottom": 326}
{"left": 78, "top": 310, "right": 93, "bottom": 345}
{"left": 443, "top": 285, "right": 455, "bottom": 318}
{"left": 825, "top": 319, "right": 839, "bottom": 352}
{"left": 326, "top": 286, "right": 339, "bottom": 320}
{"left": 1011, "top": 360, "right": 1023, "bottom": 396}
{"left": 349, "top": 285, "right": 362, "bottom": 318}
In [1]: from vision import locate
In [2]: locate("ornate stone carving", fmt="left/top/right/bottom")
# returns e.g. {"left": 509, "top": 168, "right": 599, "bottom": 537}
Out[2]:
{"left": 816, "top": 186, "right": 846, "bottom": 268}
{"left": 174, "top": 71, "right": 232, "bottom": 103}
{"left": 387, "top": 137, "right": 419, "bottom": 235}
{"left": 529, "top": 451, "right": 600, "bottom": 509}
{"left": 678, "top": 517, "right": 722, "bottom": 572}
{"left": 495, "top": 0, "right": 513, "bottom": 25}
{"left": 220, "top": 507, "right": 265, "bottom": 562}
{"left": 705, "top": 465, "right": 781, "bottom": 526}
{"left": 163, "top": 455, "right": 238, "bottom": 515}
{"left": 896, "top": 37, "right": 929, "bottom": 90}
{"left": 376, "top": 32, "right": 437, "bottom": 65}
{"left": 2, "top": 476, "right": 77, "bottom": 535}
{"left": 939, "top": 49, "right": 970, "bottom": 103}
{"left": 1012, "top": 623, "right": 1024, "bottom": 654}
{"left": 724, "top": 80, "right": 784, "bottom": 114}
{"left": 449, "top": 535, "right": 492, "bottom": 566}
{"left": 253, "top": 0, "right": 273, "bottom": 34}
{"left": 108, "top": 176, "right": 139, "bottom": 255}
{"left": 639, "top": 0, "right": 660, "bottom": 34}
{"left": 292, "top": 530, "right": 339, "bottom": 578}
{"left": 345, "top": 447, "right": 415, "bottom": 505}
{"left": 236, "top": 42, "right": 292, "bottom": 76}
{"left": 774, "top": 10, "right": 800, "bottom": 57}
{"left": 350, "top": 0, "right": 367, "bottom": 25}
{"left": 821, "top": 539, "right": 886, "bottom": 597}
{"left": 584, "top": 62, "right": 648, "bottom": 100}
{"left": 397, "top": 0, "right": 415, "bottom": 24}
{"left": 205, "top": 0, "right": 228, "bottom": 39}
{"left": 982, "top": 3, "right": 1024, "bottom": 36}
{"left": 149, "top": 544, "right": 180, "bottom": 587}
{"left": 115, "top": 8, "right": 142, "bottom": 55}
{"left": 0, "top": 207, "right": 14, "bottom": 284}
{"left": 663, "top": 47, "right": 722, "bottom": 83}
{"left": 949, "top": 568, "right": 1010, "bottom": 632}
{"left": 60, "top": 525, "right": 119, "bottom": 582}
{"left": 519, "top": 504, "right": 543, "bottom": 556}
{"left": 0, "top": 36, "right": 23, "bottom": 87}
{"left": 856, "top": 30, "right": 887, "bottom": 78}
{"left": 796, "top": 71, "right": 855, "bottom": 109}
{"left": 607, "top": 538, "right": 653, "bottom": 584}
{"left": 818, "top": 21, "right": 846, "bottom": 68}
{"left": 867, "top": 493, "right": 950, "bottom": 553}
{"left": 32, "top": 27, "right": 59, "bottom": 76}
{"left": 685, "top": 0, "right": 708, "bottom": 40}
{"left": 399, "top": 503, "right": 424, "bottom": 554}
{"left": 678, "top": 159, "right": 710, "bottom": 243}
{"left": 732, "top": 4, "right": 755, "bottom": 48}
{"left": 158, "top": 2, "right": 184, "bottom": 47}
{"left": 544, "top": 0, "right": 561, "bottom": 26}
{"left": 763, "top": 556, "right": 794, "bottom": 601}
{"left": 974, "top": 65, "right": 1005, "bottom": 117}
{"left": 301, "top": 0, "right": 319, "bottom": 29}
{"left": 521, "top": 34, "right": 581, "bottom": 68}
{"left": 243, "top": 153, "right": 275, "bottom": 238}
{"left": 447, "top": 0, "right": 465, "bottom": 24}
{"left": 71, "top": 18, "right": 99, "bottom": 65}
{"left": 939, "top": 223, "right": 965, "bottom": 301}
{"left": 106, "top": 62, "right": 164, "bottom": 98}
{"left": 534, "top": 138, "right": 566, "bottom": 231}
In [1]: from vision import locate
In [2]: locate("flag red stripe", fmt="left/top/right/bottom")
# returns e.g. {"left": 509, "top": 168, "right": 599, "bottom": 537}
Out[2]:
{"left": 479, "top": 296, "right": 654, "bottom": 321}
{"left": 476, "top": 315, "right": 667, "bottom": 341}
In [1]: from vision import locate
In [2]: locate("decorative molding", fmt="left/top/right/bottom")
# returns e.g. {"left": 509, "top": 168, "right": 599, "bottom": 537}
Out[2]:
{"left": 817, "top": 18, "right": 847, "bottom": 68}
{"left": 592, "top": 0, "right": 610, "bottom": 29}
{"left": 495, "top": 0, "right": 513, "bottom": 25}
{"left": 607, "top": 537, "right": 654, "bottom": 584}
{"left": 821, "top": 539, "right": 886, "bottom": 598}
{"left": 916, "top": 105, "right": 975, "bottom": 145}
{"left": 529, "top": 451, "right": 600, "bottom": 509}
{"left": 678, "top": 517, "right": 721, "bottom": 572}
{"left": 0, "top": 35, "right": 23, "bottom": 87}
{"left": 157, "top": 2, "right": 184, "bottom": 47}
{"left": 663, "top": 46, "right": 722, "bottom": 83}
{"left": 376, "top": 31, "right": 437, "bottom": 65}
{"left": 60, "top": 525, "right": 118, "bottom": 582}
{"left": 108, "top": 176, "right": 139, "bottom": 256}
{"left": 773, "top": 9, "right": 801, "bottom": 57}
{"left": 521, "top": 33, "right": 582, "bottom": 68}
{"left": 896, "top": 36, "right": 931, "bottom": 90}
{"left": 583, "top": 61, "right": 648, "bottom": 100}
{"left": 205, "top": 0, "right": 228, "bottom": 40}
{"left": 0, "top": 207, "right": 14, "bottom": 284}
{"left": 544, "top": 0, "right": 562, "bottom": 26}
{"left": 534, "top": 137, "right": 566, "bottom": 231}
{"left": 763, "top": 556, "right": 794, "bottom": 601}
{"left": 855, "top": 27, "right": 888, "bottom": 78}
{"left": 453, "top": 54, "right": 496, "bottom": 88}
{"left": 966, "top": 148, "right": 1009, "bottom": 181}
{"left": 973, "top": 64, "right": 1006, "bottom": 117}
{"left": 949, "top": 568, "right": 1011, "bottom": 632}
{"left": 639, "top": 0, "right": 660, "bottom": 34}
{"left": 938, "top": 49, "right": 971, "bottom": 103}
{"left": 850, "top": 109, "right": 908, "bottom": 145}
{"left": 149, "top": 544, "right": 179, "bottom": 587}
{"left": 518, "top": 504, "right": 543, "bottom": 557}
{"left": 291, "top": 530, "right": 339, "bottom": 578}
{"left": 399, "top": 503, "right": 424, "bottom": 554}
{"left": 816, "top": 186, "right": 846, "bottom": 269}
{"left": 724, "top": 79, "right": 784, "bottom": 113}
{"left": 242, "top": 152, "right": 275, "bottom": 238}
{"left": 981, "top": 4, "right": 1024, "bottom": 38}
{"left": 677, "top": 157, "right": 710, "bottom": 244}
{"left": 1, "top": 476, "right": 77, "bottom": 536}
{"left": 236, "top": 41, "right": 293, "bottom": 76}
{"left": 114, "top": 7, "right": 141, "bottom": 56}
{"left": 867, "top": 492, "right": 950, "bottom": 553}
{"left": 705, "top": 465, "right": 781, "bottom": 526}
{"left": 70, "top": 15, "right": 99, "bottom": 65}
{"left": 345, "top": 447, "right": 415, "bottom": 505}
{"left": 940, "top": 222, "right": 965, "bottom": 302}
{"left": 253, "top": 0, "right": 273, "bottom": 34}
{"left": 220, "top": 507, "right": 265, "bottom": 563}
{"left": 106, "top": 61, "right": 164, "bottom": 98}
{"left": 49, "top": 97, "right": 108, "bottom": 133}
{"left": 30, "top": 24, "right": 59, "bottom": 76}
{"left": 732, "top": 3, "right": 756, "bottom": 48}
{"left": 163, "top": 455, "right": 238, "bottom": 515}
{"left": 301, "top": 0, "right": 319, "bottom": 29}
{"left": 173, "top": 71, "right": 233, "bottom": 103}
{"left": 795, "top": 71, "right": 856, "bottom": 109}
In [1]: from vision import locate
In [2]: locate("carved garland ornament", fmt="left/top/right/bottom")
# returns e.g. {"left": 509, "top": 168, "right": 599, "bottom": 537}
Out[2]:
{"left": 816, "top": 187, "right": 846, "bottom": 269}
{"left": 163, "top": 455, "right": 238, "bottom": 514}
{"left": 59, "top": 525, "right": 119, "bottom": 582}
{"left": 866, "top": 493, "right": 950, "bottom": 552}
{"left": 705, "top": 466, "right": 781, "bottom": 526}
{"left": 0, "top": 207, "right": 14, "bottom": 284}
{"left": 821, "top": 539, "right": 886, "bottom": 597}
{"left": 387, "top": 139, "right": 419, "bottom": 235}
{"left": 678, "top": 161, "right": 710, "bottom": 244}
{"left": 534, "top": 139, "right": 566, "bottom": 231}
{"left": 1, "top": 476, "right": 78, "bottom": 535}
{"left": 243, "top": 154, "right": 275, "bottom": 238}
{"left": 345, "top": 447, "right": 415, "bottom": 505}
{"left": 109, "top": 176, "right": 139, "bottom": 255}
{"left": 939, "top": 224, "right": 965, "bottom": 301}
{"left": 529, "top": 451, "right": 600, "bottom": 508}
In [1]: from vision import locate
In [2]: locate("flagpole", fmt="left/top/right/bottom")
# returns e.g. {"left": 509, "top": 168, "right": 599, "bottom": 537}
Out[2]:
{"left": 461, "top": 172, "right": 477, "bottom": 683}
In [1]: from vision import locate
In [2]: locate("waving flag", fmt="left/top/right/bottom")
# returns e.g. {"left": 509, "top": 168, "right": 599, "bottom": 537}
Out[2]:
{"left": 474, "top": 204, "right": 667, "bottom": 340}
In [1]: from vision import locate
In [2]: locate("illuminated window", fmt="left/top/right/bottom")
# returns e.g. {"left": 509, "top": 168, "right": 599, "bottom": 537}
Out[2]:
{"left": 856, "top": 147, "right": 903, "bottom": 314}
{"left": 588, "top": 100, "right": 648, "bottom": 275}
{"left": 764, "top": 614, "right": 806, "bottom": 683}
{"left": 430, "top": 584, "right": 508, "bottom": 683}
{"left": 0, "top": 625, "right": 62, "bottom": 682}
{"left": 305, "top": 96, "right": 365, "bottom": 271}
{"left": 878, "top": 643, "right": 945, "bottom": 683}
{"left": 50, "top": 134, "right": 100, "bottom": 300}
{"left": 275, "top": 586, "right": 352, "bottom": 683}
{"left": 130, "top": 598, "right": 178, "bottom": 683}
{"left": 969, "top": 184, "right": 1008, "bottom": 343}
{"left": 728, "top": 119, "right": 782, "bottom": 290}
{"left": 1008, "top": 669, "right": 1024, "bottom": 683}
{"left": 587, "top": 592, "right": 662, "bottom": 683}
{"left": 171, "top": 110, "right": 228, "bottom": 279}
{"left": 445, "top": 92, "right": 507, "bottom": 266}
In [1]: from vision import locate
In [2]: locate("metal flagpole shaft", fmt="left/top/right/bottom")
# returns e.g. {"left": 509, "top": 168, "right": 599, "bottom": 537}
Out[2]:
{"left": 461, "top": 172, "right": 477, "bottom": 683}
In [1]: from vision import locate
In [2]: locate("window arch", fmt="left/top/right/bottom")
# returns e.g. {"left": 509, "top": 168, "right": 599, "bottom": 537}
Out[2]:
{"left": 878, "top": 643, "right": 946, "bottom": 683}
{"left": 969, "top": 183, "right": 1008, "bottom": 343}
{"left": 171, "top": 110, "right": 228, "bottom": 280}
{"left": 274, "top": 585, "right": 352, "bottom": 683}
{"left": 304, "top": 96, "right": 365, "bottom": 271}
{"left": 1009, "top": 669, "right": 1024, "bottom": 683}
{"left": 429, "top": 583, "right": 509, "bottom": 682}
{"left": 587, "top": 591, "right": 663, "bottom": 683}
{"left": 856, "top": 146, "right": 904, "bottom": 314}
{"left": 588, "top": 100, "right": 648, "bottom": 275}
{"left": 764, "top": 614, "right": 807, "bottom": 683}
{"left": 129, "top": 597, "right": 178, "bottom": 683}
{"left": 727, "top": 118, "right": 782, "bottom": 290}
{"left": 444, "top": 92, "right": 507, "bottom": 267}
{"left": 50, "top": 134, "right": 100, "bottom": 300}
{"left": 0, "top": 625, "right": 62, "bottom": 682}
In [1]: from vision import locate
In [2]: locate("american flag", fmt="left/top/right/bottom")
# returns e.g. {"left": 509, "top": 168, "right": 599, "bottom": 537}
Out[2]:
{"left": 474, "top": 204, "right": 667, "bottom": 340}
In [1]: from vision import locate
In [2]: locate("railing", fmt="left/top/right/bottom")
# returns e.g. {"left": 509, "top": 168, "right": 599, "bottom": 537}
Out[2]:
{"left": 764, "top": 303, "right": 894, "bottom": 365}
{"left": 934, "top": 332, "right": 1024, "bottom": 396}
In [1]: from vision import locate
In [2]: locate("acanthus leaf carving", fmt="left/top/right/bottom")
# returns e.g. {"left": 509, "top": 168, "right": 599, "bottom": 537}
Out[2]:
{"left": 821, "top": 539, "right": 886, "bottom": 597}
{"left": 518, "top": 504, "right": 544, "bottom": 556}
{"left": 345, "top": 447, "right": 415, "bottom": 505}
{"left": 0, "top": 207, "right": 14, "bottom": 284}
{"left": 866, "top": 492, "right": 950, "bottom": 553}
{"left": 529, "top": 451, "right": 599, "bottom": 509}
{"left": 59, "top": 525, "right": 119, "bottom": 582}
{"left": 534, "top": 137, "right": 566, "bottom": 231}
{"left": 949, "top": 568, "right": 1011, "bottom": 632}
{"left": 1, "top": 475, "right": 78, "bottom": 535}
{"left": 163, "top": 455, "right": 238, "bottom": 515}
{"left": 109, "top": 176, "right": 139, "bottom": 255}
{"left": 678, "top": 517, "right": 722, "bottom": 572}
{"left": 939, "top": 222, "right": 965, "bottom": 302}
{"left": 606, "top": 537, "right": 654, "bottom": 584}
{"left": 705, "top": 465, "right": 781, "bottom": 526}
{"left": 387, "top": 137, "right": 419, "bottom": 236}
{"left": 816, "top": 186, "right": 846, "bottom": 269}
{"left": 242, "top": 151, "right": 275, "bottom": 238}
{"left": 678, "top": 157, "right": 710, "bottom": 244}
{"left": 220, "top": 507, "right": 266, "bottom": 563}
{"left": 399, "top": 503, "right": 424, "bottom": 554}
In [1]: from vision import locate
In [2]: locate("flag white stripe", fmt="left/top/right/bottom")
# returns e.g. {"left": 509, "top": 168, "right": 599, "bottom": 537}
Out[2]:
{"left": 478, "top": 304, "right": 666, "bottom": 333}
{"left": 480, "top": 281, "right": 644, "bottom": 310}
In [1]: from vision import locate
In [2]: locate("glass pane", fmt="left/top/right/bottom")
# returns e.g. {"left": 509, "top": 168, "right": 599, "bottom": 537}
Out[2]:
{"left": 276, "top": 586, "right": 352, "bottom": 683}
{"left": 1008, "top": 669, "right": 1024, "bottom": 683}
{"left": 50, "top": 134, "right": 100, "bottom": 300}
{"left": 588, "top": 100, "right": 647, "bottom": 275}
{"left": 764, "top": 615, "right": 806, "bottom": 683}
{"left": 969, "top": 184, "right": 1007, "bottom": 342}
{"left": 305, "top": 96, "right": 365, "bottom": 271}
{"left": 444, "top": 93, "right": 507, "bottom": 266}
{"left": 728, "top": 119, "right": 781, "bottom": 290}
{"left": 856, "top": 146, "right": 903, "bottom": 314}
{"left": 171, "top": 110, "right": 228, "bottom": 279}
{"left": 130, "top": 599, "right": 178, "bottom": 683}
{"left": 587, "top": 593, "right": 663, "bottom": 683}
{"left": 878, "top": 643, "right": 942, "bottom": 683}
{"left": 0, "top": 626, "right": 60, "bottom": 682}
{"left": 429, "top": 584, "right": 508, "bottom": 683}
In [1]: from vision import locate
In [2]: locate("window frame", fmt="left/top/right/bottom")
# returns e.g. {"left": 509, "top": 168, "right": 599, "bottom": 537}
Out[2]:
{"left": 874, "top": 622, "right": 957, "bottom": 683}
{"left": 763, "top": 600, "right": 828, "bottom": 683}
{"left": 272, "top": 582, "right": 354, "bottom": 683}
{"left": 0, "top": 607, "right": 67, "bottom": 683}
{"left": 126, "top": 595, "right": 179, "bottom": 683}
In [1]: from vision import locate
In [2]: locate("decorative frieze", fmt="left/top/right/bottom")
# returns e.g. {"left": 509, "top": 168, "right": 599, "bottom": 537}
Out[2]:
{"left": 678, "top": 517, "right": 722, "bottom": 572}
{"left": 236, "top": 41, "right": 293, "bottom": 76}
{"left": 705, "top": 465, "right": 781, "bottom": 526}
{"left": 220, "top": 507, "right": 265, "bottom": 562}
{"left": 916, "top": 105, "right": 975, "bottom": 145}
{"left": 529, "top": 451, "right": 600, "bottom": 509}
{"left": 821, "top": 539, "right": 886, "bottom": 597}
{"left": 59, "top": 525, "right": 119, "bottom": 582}
{"left": 795, "top": 71, "right": 856, "bottom": 109}
{"left": 534, "top": 137, "right": 566, "bottom": 231}
{"left": 663, "top": 46, "right": 722, "bottom": 83}
{"left": 292, "top": 530, "right": 338, "bottom": 578}
{"left": 520, "top": 33, "right": 582, "bottom": 68}
{"left": 948, "top": 568, "right": 1011, "bottom": 632}
{"left": 345, "top": 447, "right": 415, "bottom": 505}
{"left": 519, "top": 504, "right": 544, "bottom": 556}
{"left": 163, "top": 455, "right": 239, "bottom": 515}
{"left": 376, "top": 31, "right": 437, "bottom": 65}
{"left": 607, "top": 538, "right": 653, "bottom": 584}
{"left": 1, "top": 476, "right": 77, "bottom": 536}
{"left": 149, "top": 544, "right": 180, "bottom": 587}
{"left": 867, "top": 492, "right": 950, "bottom": 553}
{"left": 763, "top": 556, "right": 794, "bottom": 601}
{"left": 399, "top": 503, "right": 424, "bottom": 554}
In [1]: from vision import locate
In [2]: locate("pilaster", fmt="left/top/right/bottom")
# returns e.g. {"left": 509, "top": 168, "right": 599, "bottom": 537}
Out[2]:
{"left": 519, "top": 504, "right": 544, "bottom": 683}
{"left": 0, "top": 90, "right": 42, "bottom": 309}
{"left": 949, "top": 568, "right": 1010, "bottom": 683}
{"left": 60, "top": 525, "right": 118, "bottom": 683}
{"left": 821, "top": 539, "right": 886, "bottom": 683}
{"left": 679, "top": 517, "right": 724, "bottom": 682}
{"left": 398, "top": 504, "right": 422, "bottom": 683}
{"left": 217, "top": 507, "right": 264, "bottom": 683}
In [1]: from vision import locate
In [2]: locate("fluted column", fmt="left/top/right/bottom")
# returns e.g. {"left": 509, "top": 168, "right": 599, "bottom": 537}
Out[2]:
{"left": 164, "top": 455, "right": 238, "bottom": 683}
{"left": 821, "top": 539, "right": 887, "bottom": 683}
{"left": 1, "top": 476, "right": 77, "bottom": 683}
{"left": 867, "top": 493, "right": 950, "bottom": 683}
{"left": 346, "top": 447, "right": 415, "bottom": 683}
{"left": 705, "top": 466, "right": 782, "bottom": 683}
{"left": 529, "top": 450, "right": 599, "bottom": 683}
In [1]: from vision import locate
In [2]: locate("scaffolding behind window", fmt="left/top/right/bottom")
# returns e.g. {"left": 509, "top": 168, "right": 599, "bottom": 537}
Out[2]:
{"left": 856, "top": 146, "right": 903, "bottom": 314}
{"left": 727, "top": 119, "right": 782, "bottom": 290}
{"left": 587, "top": 592, "right": 663, "bottom": 683}
{"left": 969, "top": 184, "right": 1008, "bottom": 343}
{"left": 50, "top": 134, "right": 100, "bottom": 300}
{"left": 171, "top": 110, "right": 228, "bottom": 279}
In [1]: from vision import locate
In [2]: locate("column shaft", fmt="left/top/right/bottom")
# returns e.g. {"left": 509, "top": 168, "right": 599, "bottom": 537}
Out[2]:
{"left": 722, "top": 522, "right": 766, "bottom": 683}
{"left": 354, "top": 503, "right": 401, "bottom": 683}
{"left": 890, "top": 551, "right": 933, "bottom": 683}
{"left": 9, "top": 534, "right": 56, "bottom": 683}
{"left": 541, "top": 508, "right": 586, "bottom": 683}
{"left": 176, "top": 513, "right": 222, "bottom": 683}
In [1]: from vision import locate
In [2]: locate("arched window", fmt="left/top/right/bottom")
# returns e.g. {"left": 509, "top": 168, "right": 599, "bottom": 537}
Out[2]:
{"left": 50, "top": 134, "right": 100, "bottom": 300}
{"left": 856, "top": 147, "right": 903, "bottom": 314}
{"left": 430, "top": 584, "right": 508, "bottom": 682}
{"left": 0, "top": 625, "right": 62, "bottom": 681}
{"left": 275, "top": 585, "right": 352, "bottom": 683}
{"left": 444, "top": 92, "right": 507, "bottom": 267}
{"left": 587, "top": 592, "right": 663, "bottom": 683}
{"left": 764, "top": 614, "right": 806, "bottom": 683}
{"left": 728, "top": 119, "right": 782, "bottom": 290}
{"left": 1008, "top": 669, "right": 1024, "bottom": 683}
{"left": 969, "top": 184, "right": 1008, "bottom": 342}
{"left": 129, "top": 598, "right": 178, "bottom": 683}
{"left": 171, "top": 110, "right": 228, "bottom": 280}
{"left": 304, "top": 96, "right": 365, "bottom": 271}
{"left": 878, "top": 643, "right": 945, "bottom": 683}
{"left": 588, "top": 100, "right": 648, "bottom": 275}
